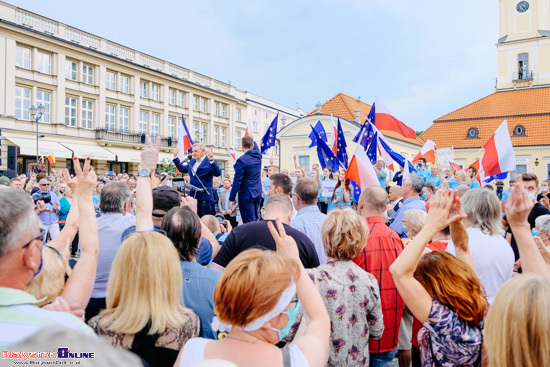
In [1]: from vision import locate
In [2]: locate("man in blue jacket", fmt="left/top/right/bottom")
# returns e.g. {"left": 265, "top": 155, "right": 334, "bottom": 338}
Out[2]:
{"left": 173, "top": 143, "right": 221, "bottom": 217}
{"left": 229, "top": 136, "right": 262, "bottom": 223}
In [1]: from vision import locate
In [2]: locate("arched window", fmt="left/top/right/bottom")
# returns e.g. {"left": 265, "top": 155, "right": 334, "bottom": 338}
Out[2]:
{"left": 512, "top": 124, "right": 526, "bottom": 137}
{"left": 466, "top": 127, "right": 479, "bottom": 139}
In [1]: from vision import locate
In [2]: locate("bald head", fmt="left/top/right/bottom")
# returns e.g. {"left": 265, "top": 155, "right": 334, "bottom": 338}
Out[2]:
{"left": 359, "top": 186, "right": 388, "bottom": 216}
{"left": 264, "top": 194, "right": 293, "bottom": 224}
{"left": 201, "top": 215, "right": 220, "bottom": 234}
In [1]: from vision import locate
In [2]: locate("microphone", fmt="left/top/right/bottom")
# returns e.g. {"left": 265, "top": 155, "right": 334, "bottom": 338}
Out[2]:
{"left": 181, "top": 154, "right": 192, "bottom": 164}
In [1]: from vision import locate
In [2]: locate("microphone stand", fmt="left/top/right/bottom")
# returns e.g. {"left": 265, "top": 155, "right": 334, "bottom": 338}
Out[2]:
{"left": 186, "top": 158, "right": 210, "bottom": 197}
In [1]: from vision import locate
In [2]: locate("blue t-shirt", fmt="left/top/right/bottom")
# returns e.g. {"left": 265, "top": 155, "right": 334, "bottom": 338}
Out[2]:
{"left": 425, "top": 175, "right": 442, "bottom": 188}
{"left": 327, "top": 186, "right": 352, "bottom": 212}
{"left": 376, "top": 169, "right": 387, "bottom": 188}
{"left": 470, "top": 180, "right": 481, "bottom": 189}
{"left": 416, "top": 168, "right": 430, "bottom": 182}
{"left": 449, "top": 181, "right": 467, "bottom": 190}
{"left": 502, "top": 189, "right": 511, "bottom": 202}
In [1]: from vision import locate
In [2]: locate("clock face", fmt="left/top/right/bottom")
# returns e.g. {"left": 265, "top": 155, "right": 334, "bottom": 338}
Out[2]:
{"left": 516, "top": 1, "right": 529, "bottom": 12}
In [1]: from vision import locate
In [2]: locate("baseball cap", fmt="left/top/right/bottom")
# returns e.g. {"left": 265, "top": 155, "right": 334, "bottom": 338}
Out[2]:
{"left": 152, "top": 186, "right": 181, "bottom": 213}
{"left": 0, "top": 176, "right": 10, "bottom": 186}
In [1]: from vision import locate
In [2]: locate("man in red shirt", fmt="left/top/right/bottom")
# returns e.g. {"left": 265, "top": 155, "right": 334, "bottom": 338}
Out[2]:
{"left": 354, "top": 185, "right": 404, "bottom": 366}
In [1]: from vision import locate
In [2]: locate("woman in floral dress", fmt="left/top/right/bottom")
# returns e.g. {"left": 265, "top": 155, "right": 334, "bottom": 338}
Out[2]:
{"left": 307, "top": 208, "right": 384, "bottom": 366}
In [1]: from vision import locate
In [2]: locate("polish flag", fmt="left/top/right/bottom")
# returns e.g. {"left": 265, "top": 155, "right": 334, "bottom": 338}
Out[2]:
{"left": 443, "top": 152, "right": 462, "bottom": 171}
{"left": 482, "top": 120, "right": 516, "bottom": 177}
{"left": 345, "top": 144, "right": 379, "bottom": 192}
{"left": 330, "top": 114, "right": 337, "bottom": 154}
{"left": 470, "top": 159, "right": 484, "bottom": 185}
{"left": 177, "top": 115, "right": 193, "bottom": 161}
{"left": 375, "top": 98, "right": 417, "bottom": 139}
{"left": 245, "top": 116, "right": 253, "bottom": 137}
{"left": 412, "top": 139, "right": 436, "bottom": 164}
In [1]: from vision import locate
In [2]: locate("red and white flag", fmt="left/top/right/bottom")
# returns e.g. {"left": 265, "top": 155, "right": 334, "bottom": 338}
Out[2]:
{"left": 330, "top": 114, "right": 337, "bottom": 154}
{"left": 345, "top": 144, "right": 379, "bottom": 192}
{"left": 375, "top": 98, "right": 417, "bottom": 139}
{"left": 177, "top": 115, "right": 193, "bottom": 161}
{"left": 245, "top": 116, "right": 253, "bottom": 137}
{"left": 412, "top": 139, "right": 436, "bottom": 164}
{"left": 482, "top": 120, "right": 516, "bottom": 176}
{"left": 443, "top": 152, "right": 462, "bottom": 171}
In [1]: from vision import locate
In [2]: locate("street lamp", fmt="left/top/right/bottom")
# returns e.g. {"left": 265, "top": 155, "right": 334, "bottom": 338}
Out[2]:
{"left": 30, "top": 104, "right": 45, "bottom": 164}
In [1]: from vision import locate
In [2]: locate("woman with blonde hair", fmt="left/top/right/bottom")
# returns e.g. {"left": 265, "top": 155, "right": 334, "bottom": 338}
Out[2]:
{"left": 305, "top": 208, "right": 383, "bottom": 366}
{"left": 403, "top": 209, "right": 427, "bottom": 239}
{"left": 89, "top": 135, "right": 199, "bottom": 366}
{"left": 177, "top": 221, "right": 330, "bottom": 367}
{"left": 485, "top": 274, "right": 550, "bottom": 367}
{"left": 390, "top": 191, "right": 487, "bottom": 366}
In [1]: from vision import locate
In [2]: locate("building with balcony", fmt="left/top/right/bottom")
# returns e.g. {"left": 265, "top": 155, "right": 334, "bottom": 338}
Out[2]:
{"left": 0, "top": 1, "right": 251, "bottom": 177}
{"left": 421, "top": 0, "right": 550, "bottom": 182}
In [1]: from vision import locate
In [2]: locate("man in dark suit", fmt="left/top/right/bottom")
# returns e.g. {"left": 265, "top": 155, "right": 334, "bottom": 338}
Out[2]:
{"left": 229, "top": 136, "right": 262, "bottom": 223}
{"left": 173, "top": 143, "right": 221, "bottom": 217}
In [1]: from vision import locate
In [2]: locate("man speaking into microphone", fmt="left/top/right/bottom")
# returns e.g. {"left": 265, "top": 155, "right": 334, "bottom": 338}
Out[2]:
{"left": 173, "top": 143, "right": 221, "bottom": 217}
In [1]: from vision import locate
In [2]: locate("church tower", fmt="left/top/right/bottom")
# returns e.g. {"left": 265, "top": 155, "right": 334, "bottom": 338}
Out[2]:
{"left": 496, "top": 0, "right": 550, "bottom": 89}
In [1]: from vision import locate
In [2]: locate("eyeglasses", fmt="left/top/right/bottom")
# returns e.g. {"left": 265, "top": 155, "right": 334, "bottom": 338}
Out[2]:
{"left": 39, "top": 183, "right": 50, "bottom": 186}
{"left": 22, "top": 228, "right": 45, "bottom": 249}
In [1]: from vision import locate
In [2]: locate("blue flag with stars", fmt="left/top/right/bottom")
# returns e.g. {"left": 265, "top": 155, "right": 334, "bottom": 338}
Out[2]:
{"left": 350, "top": 180, "right": 362, "bottom": 203}
{"left": 336, "top": 118, "right": 348, "bottom": 168}
{"left": 311, "top": 125, "right": 341, "bottom": 173}
{"left": 261, "top": 112, "right": 278, "bottom": 154}
{"left": 366, "top": 132, "right": 378, "bottom": 164}
{"left": 378, "top": 137, "right": 416, "bottom": 173}
{"left": 354, "top": 119, "right": 376, "bottom": 150}
{"left": 484, "top": 171, "right": 508, "bottom": 183}
{"left": 367, "top": 102, "right": 375, "bottom": 125}
{"left": 308, "top": 120, "right": 327, "bottom": 148}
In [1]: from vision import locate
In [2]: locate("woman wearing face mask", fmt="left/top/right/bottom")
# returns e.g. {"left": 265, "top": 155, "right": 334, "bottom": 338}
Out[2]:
{"left": 176, "top": 221, "right": 331, "bottom": 367}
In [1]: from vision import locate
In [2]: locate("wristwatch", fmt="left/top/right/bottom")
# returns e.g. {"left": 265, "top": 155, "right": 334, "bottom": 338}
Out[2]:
{"left": 138, "top": 168, "right": 151, "bottom": 177}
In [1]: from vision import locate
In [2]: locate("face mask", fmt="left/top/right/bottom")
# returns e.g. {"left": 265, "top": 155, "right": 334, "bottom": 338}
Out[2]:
{"left": 532, "top": 228, "right": 539, "bottom": 237}
{"left": 421, "top": 193, "right": 426, "bottom": 201}
{"left": 402, "top": 226, "right": 409, "bottom": 237}
{"left": 542, "top": 187, "right": 548, "bottom": 193}
{"left": 28, "top": 248, "right": 43, "bottom": 285}
{"left": 418, "top": 163, "right": 423, "bottom": 168}
{"left": 270, "top": 300, "right": 300, "bottom": 340}
{"left": 528, "top": 192, "right": 536, "bottom": 201}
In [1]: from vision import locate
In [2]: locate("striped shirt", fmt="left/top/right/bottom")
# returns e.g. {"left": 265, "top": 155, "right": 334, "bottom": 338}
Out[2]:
{"left": 0, "top": 288, "right": 95, "bottom": 348}
{"left": 291, "top": 205, "right": 327, "bottom": 264}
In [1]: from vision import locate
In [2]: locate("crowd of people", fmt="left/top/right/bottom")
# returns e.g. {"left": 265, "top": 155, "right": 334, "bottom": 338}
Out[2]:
{"left": 0, "top": 139, "right": 549, "bottom": 367}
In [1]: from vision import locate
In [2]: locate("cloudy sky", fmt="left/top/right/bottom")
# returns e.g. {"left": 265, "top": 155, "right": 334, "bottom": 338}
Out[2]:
{"left": 9, "top": 0, "right": 499, "bottom": 130}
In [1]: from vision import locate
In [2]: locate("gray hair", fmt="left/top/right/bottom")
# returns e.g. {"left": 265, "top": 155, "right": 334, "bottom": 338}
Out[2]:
{"left": 0, "top": 189, "right": 39, "bottom": 258}
{"left": 404, "top": 209, "right": 427, "bottom": 237}
{"left": 535, "top": 214, "right": 550, "bottom": 234}
{"left": 403, "top": 174, "right": 424, "bottom": 194}
{"left": 461, "top": 189, "right": 504, "bottom": 236}
{"left": 100, "top": 182, "right": 132, "bottom": 214}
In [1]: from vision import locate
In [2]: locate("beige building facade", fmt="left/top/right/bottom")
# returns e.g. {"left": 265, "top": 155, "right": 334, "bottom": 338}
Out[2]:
{"left": 0, "top": 1, "right": 251, "bottom": 177}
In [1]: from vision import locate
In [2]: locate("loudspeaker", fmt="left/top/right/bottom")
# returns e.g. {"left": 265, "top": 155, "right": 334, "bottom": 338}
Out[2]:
{"left": 7, "top": 146, "right": 17, "bottom": 171}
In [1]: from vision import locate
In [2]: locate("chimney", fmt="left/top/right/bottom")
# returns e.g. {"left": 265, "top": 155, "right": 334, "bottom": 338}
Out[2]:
{"left": 354, "top": 108, "right": 360, "bottom": 123}
{"left": 315, "top": 101, "right": 322, "bottom": 114}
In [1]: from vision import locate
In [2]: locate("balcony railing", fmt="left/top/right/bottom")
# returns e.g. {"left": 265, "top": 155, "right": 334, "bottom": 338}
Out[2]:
{"left": 513, "top": 70, "right": 533, "bottom": 81}
{"left": 95, "top": 128, "right": 175, "bottom": 147}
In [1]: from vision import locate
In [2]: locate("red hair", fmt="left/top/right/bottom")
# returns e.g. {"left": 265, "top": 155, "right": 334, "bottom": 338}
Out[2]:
{"left": 414, "top": 251, "right": 487, "bottom": 325}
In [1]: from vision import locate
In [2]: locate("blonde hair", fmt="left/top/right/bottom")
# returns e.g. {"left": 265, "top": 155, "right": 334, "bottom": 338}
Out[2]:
{"left": 485, "top": 274, "right": 550, "bottom": 367}
{"left": 322, "top": 208, "right": 368, "bottom": 260}
{"left": 214, "top": 249, "right": 300, "bottom": 327}
{"left": 102, "top": 231, "right": 189, "bottom": 335}
{"left": 404, "top": 209, "right": 427, "bottom": 238}
{"left": 461, "top": 189, "right": 504, "bottom": 236}
{"left": 25, "top": 246, "right": 66, "bottom": 306}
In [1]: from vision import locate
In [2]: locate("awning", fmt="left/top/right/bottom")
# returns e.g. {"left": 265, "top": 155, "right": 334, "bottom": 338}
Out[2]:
{"left": 59, "top": 142, "right": 115, "bottom": 161}
{"left": 4, "top": 136, "right": 73, "bottom": 159}
{"left": 104, "top": 146, "right": 142, "bottom": 163}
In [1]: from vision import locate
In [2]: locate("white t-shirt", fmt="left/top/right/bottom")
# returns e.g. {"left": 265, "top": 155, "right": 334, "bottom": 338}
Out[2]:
{"left": 446, "top": 227, "right": 514, "bottom": 304}
{"left": 180, "top": 337, "right": 309, "bottom": 367}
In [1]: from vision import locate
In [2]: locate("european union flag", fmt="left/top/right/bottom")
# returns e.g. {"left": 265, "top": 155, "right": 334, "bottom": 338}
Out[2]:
{"left": 350, "top": 180, "right": 361, "bottom": 203}
{"left": 366, "top": 132, "right": 378, "bottom": 164}
{"left": 336, "top": 118, "right": 348, "bottom": 168}
{"left": 308, "top": 120, "right": 327, "bottom": 148}
{"left": 261, "top": 112, "right": 278, "bottom": 154}
{"left": 311, "top": 125, "right": 341, "bottom": 173}
{"left": 367, "top": 102, "right": 375, "bottom": 125}
{"left": 378, "top": 137, "right": 407, "bottom": 169}
{"left": 484, "top": 171, "right": 509, "bottom": 183}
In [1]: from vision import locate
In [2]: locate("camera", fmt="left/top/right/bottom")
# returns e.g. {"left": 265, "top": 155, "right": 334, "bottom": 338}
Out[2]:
{"left": 32, "top": 192, "right": 51, "bottom": 204}
{"left": 215, "top": 214, "right": 227, "bottom": 227}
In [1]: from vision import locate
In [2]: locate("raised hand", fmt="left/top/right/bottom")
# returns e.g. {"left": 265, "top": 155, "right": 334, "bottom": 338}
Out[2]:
{"left": 505, "top": 182, "right": 534, "bottom": 228}
{"left": 173, "top": 146, "right": 179, "bottom": 158}
{"left": 426, "top": 190, "right": 462, "bottom": 232}
{"left": 140, "top": 135, "right": 160, "bottom": 171}
{"left": 180, "top": 195, "right": 198, "bottom": 214}
{"left": 267, "top": 219, "right": 300, "bottom": 261}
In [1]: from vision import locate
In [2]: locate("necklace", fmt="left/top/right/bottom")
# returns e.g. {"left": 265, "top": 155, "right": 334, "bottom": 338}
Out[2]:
{"left": 224, "top": 335, "right": 260, "bottom": 344}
